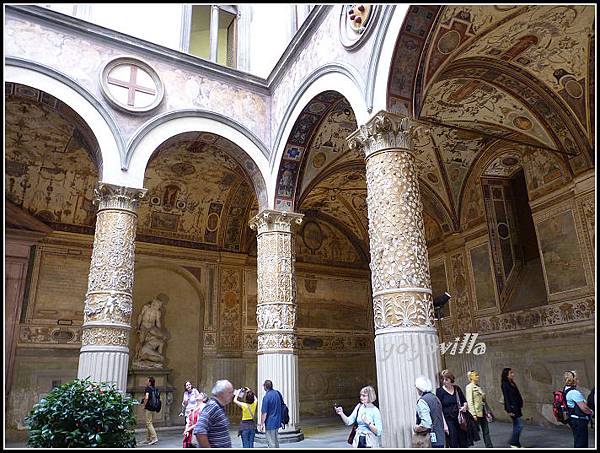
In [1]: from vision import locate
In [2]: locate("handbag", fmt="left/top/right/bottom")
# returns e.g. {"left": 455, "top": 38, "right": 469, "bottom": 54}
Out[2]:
{"left": 484, "top": 402, "right": 494, "bottom": 423}
{"left": 456, "top": 387, "right": 468, "bottom": 431}
{"left": 347, "top": 403, "right": 361, "bottom": 445}
{"left": 412, "top": 430, "right": 432, "bottom": 448}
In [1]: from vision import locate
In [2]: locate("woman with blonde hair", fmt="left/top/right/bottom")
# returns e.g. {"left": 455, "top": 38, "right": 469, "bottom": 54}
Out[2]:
{"left": 466, "top": 370, "right": 493, "bottom": 447}
{"left": 563, "top": 370, "right": 594, "bottom": 448}
{"left": 335, "top": 385, "right": 383, "bottom": 448}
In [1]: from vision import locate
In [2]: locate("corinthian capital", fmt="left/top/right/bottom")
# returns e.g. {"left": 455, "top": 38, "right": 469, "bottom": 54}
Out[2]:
{"left": 94, "top": 183, "right": 147, "bottom": 213}
{"left": 249, "top": 210, "right": 304, "bottom": 235}
{"left": 347, "top": 110, "right": 428, "bottom": 160}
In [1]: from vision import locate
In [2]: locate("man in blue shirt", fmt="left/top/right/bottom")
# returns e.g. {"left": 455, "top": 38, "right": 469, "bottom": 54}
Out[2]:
{"left": 194, "top": 379, "right": 234, "bottom": 448}
{"left": 259, "top": 380, "right": 282, "bottom": 448}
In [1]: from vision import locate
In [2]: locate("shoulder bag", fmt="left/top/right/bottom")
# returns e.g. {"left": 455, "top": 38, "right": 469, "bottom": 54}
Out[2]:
{"left": 347, "top": 404, "right": 361, "bottom": 445}
{"left": 456, "top": 387, "right": 468, "bottom": 431}
{"left": 412, "top": 397, "right": 432, "bottom": 448}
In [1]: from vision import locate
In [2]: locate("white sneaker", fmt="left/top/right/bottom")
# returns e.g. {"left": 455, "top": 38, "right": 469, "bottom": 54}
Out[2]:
{"left": 148, "top": 439, "right": 158, "bottom": 446}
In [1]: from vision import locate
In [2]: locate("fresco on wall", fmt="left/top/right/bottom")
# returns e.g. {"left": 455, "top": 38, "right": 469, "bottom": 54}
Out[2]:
{"left": 218, "top": 268, "right": 242, "bottom": 352}
{"left": 430, "top": 259, "right": 449, "bottom": 318}
{"left": 537, "top": 210, "right": 587, "bottom": 294}
{"left": 521, "top": 148, "right": 570, "bottom": 200}
{"left": 5, "top": 84, "right": 99, "bottom": 230}
{"left": 469, "top": 243, "right": 498, "bottom": 311}
{"left": 296, "top": 217, "right": 366, "bottom": 267}
{"left": 297, "top": 275, "right": 370, "bottom": 331}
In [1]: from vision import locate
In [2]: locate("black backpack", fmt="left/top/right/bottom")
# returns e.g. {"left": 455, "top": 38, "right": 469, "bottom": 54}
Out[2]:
{"left": 277, "top": 391, "right": 290, "bottom": 428}
{"left": 146, "top": 387, "right": 162, "bottom": 413}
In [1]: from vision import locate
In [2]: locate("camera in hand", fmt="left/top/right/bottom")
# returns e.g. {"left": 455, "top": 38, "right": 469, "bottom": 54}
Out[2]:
{"left": 236, "top": 387, "right": 248, "bottom": 402}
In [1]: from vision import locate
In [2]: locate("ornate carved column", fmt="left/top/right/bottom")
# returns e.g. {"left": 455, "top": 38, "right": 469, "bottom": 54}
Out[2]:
{"left": 77, "top": 183, "right": 146, "bottom": 392}
{"left": 249, "top": 210, "right": 304, "bottom": 442}
{"left": 348, "top": 111, "right": 440, "bottom": 448}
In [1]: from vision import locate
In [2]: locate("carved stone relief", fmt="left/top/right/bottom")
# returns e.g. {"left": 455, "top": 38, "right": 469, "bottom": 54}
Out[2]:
{"left": 348, "top": 112, "right": 435, "bottom": 330}
{"left": 249, "top": 210, "right": 303, "bottom": 353}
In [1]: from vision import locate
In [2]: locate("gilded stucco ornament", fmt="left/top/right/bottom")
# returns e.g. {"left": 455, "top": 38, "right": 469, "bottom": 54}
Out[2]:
{"left": 347, "top": 111, "right": 435, "bottom": 330}
{"left": 80, "top": 183, "right": 146, "bottom": 350}
{"left": 249, "top": 210, "right": 303, "bottom": 353}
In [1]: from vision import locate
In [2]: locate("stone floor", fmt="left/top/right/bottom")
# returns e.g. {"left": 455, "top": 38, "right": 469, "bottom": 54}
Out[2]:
{"left": 7, "top": 416, "right": 594, "bottom": 449}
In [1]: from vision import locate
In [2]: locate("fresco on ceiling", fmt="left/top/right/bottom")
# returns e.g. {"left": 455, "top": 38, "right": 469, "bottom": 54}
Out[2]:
{"left": 275, "top": 92, "right": 344, "bottom": 212}
{"left": 458, "top": 5, "right": 593, "bottom": 134}
{"left": 299, "top": 99, "right": 357, "bottom": 195}
{"left": 5, "top": 86, "right": 99, "bottom": 229}
{"left": 296, "top": 274, "right": 371, "bottom": 330}
{"left": 537, "top": 210, "right": 587, "bottom": 294}
{"left": 422, "top": 77, "right": 555, "bottom": 147}
{"left": 137, "top": 135, "right": 255, "bottom": 250}
{"left": 299, "top": 167, "right": 369, "bottom": 245}
{"left": 296, "top": 217, "right": 365, "bottom": 268}
{"left": 482, "top": 151, "right": 522, "bottom": 178}
{"left": 418, "top": 125, "right": 486, "bottom": 215}
{"left": 414, "top": 130, "right": 461, "bottom": 213}
{"left": 389, "top": 5, "right": 440, "bottom": 115}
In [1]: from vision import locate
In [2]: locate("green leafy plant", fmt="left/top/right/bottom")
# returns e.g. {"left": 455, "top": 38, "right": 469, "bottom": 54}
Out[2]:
{"left": 25, "top": 377, "right": 137, "bottom": 448}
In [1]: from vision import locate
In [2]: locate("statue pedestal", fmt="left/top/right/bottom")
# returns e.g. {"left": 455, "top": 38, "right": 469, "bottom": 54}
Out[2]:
{"left": 127, "top": 367, "right": 176, "bottom": 428}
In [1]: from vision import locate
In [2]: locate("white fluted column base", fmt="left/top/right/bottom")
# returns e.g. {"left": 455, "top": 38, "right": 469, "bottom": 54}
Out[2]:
{"left": 257, "top": 352, "right": 303, "bottom": 442}
{"left": 375, "top": 328, "right": 441, "bottom": 448}
{"left": 77, "top": 345, "right": 129, "bottom": 392}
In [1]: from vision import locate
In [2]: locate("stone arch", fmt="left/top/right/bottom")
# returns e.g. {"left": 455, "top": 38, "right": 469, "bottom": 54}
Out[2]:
{"left": 5, "top": 58, "right": 125, "bottom": 185}
{"left": 126, "top": 110, "right": 269, "bottom": 211}
{"left": 271, "top": 69, "right": 369, "bottom": 211}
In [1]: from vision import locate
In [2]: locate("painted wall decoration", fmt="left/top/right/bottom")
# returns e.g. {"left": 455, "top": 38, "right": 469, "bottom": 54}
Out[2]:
{"left": 468, "top": 243, "right": 498, "bottom": 311}
{"left": 5, "top": 84, "right": 99, "bottom": 230}
{"left": 429, "top": 259, "right": 449, "bottom": 318}
{"left": 449, "top": 252, "right": 475, "bottom": 335}
{"left": 296, "top": 217, "right": 365, "bottom": 267}
{"left": 521, "top": 147, "right": 570, "bottom": 200}
{"left": 536, "top": 210, "right": 587, "bottom": 294}
{"left": 296, "top": 274, "right": 371, "bottom": 331}
{"left": 218, "top": 268, "right": 243, "bottom": 352}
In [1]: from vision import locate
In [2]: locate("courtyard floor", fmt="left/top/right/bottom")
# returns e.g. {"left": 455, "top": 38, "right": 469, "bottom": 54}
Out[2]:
{"left": 5, "top": 416, "right": 595, "bottom": 449}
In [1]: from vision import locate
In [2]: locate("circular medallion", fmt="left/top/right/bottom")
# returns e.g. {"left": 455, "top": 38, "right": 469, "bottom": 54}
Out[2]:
{"left": 302, "top": 221, "right": 323, "bottom": 252}
{"left": 437, "top": 30, "right": 461, "bottom": 55}
{"left": 564, "top": 78, "right": 583, "bottom": 99}
{"left": 339, "top": 4, "right": 380, "bottom": 50}
{"left": 501, "top": 156, "right": 519, "bottom": 167}
{"left": 426, "top": 172, "right": 439, "bottom": 184}
{"left": 512, "top": 116, "right": 533, "bottom": 130}
{"left": 170, "top": 162, "right": 196, "bottom": 177}
{"left": 312, "top": 152, "right": 326, "bottom": 169}
{"left": 100, "top": 57, "right": 164, "bottom": 113}
{"left": 497, "top": 222, "right": 510, "bottom": 239}
{"left": 207, "top": 213, "right": 220, "bottom": 232}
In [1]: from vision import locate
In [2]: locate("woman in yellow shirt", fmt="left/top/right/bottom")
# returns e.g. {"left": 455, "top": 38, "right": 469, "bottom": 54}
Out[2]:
{"left": 466, "top": 370, "right": 493, "bottom": 447}
{"left": 233, "top": 387, "right": 258, "bottom": 448}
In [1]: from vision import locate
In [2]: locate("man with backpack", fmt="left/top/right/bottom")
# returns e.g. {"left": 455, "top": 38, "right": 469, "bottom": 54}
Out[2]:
{"left": 142, "top": 376, "right": 161, "bottom": 445}
{"left": 555, "top": 371, "right": 594, "bottom": 448}
{"left": 258, "top": 380, "right": 287, "bottom": 448}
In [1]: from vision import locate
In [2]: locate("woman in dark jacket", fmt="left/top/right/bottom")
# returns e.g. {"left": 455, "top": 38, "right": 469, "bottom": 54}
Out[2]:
{"left": 436, "top": 369, "right": 471, "bottom": 448}
{"left": 501, "top": 368, "right": 524, "bottom": 448}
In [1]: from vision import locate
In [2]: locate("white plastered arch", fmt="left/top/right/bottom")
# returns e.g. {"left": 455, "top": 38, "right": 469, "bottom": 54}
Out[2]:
{"left": 5, "top": 63, "right": 125, "bottom": 186}
{"left": 269, "top": 70, "right": 370, "bottom": 209}
{"left": 370, "top": 5, "right": 410, "bottom": 114}
{"left": 127, "top": 113, "right": 270, "bottom": 209}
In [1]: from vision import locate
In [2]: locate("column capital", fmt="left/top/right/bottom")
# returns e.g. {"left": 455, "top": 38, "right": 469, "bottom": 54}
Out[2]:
{"left": 249, "top": 209, "right": 304, "bottom": 235}
{"left": 94, "top": 183, "right": 147, "bottom": 213}
{"left": 347, "top": 110, "right": 429, "bottom": 160}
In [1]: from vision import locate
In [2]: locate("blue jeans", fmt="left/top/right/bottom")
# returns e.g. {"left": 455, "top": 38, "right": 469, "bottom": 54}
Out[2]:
{"left": 241, "top": 428, "right": 255, "bottom": 448}
{"left": 510, "top": 416, "right": 523, "bottom": 447}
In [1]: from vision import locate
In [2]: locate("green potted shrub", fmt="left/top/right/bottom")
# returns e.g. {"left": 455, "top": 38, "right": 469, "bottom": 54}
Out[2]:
{"left": 25, "top": 377, "right": 137, "bottom": 448}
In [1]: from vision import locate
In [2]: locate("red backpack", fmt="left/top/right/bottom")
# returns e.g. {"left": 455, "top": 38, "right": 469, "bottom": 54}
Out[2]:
{"left": 553, "top": 387, "right": 575, "bottom": 424}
